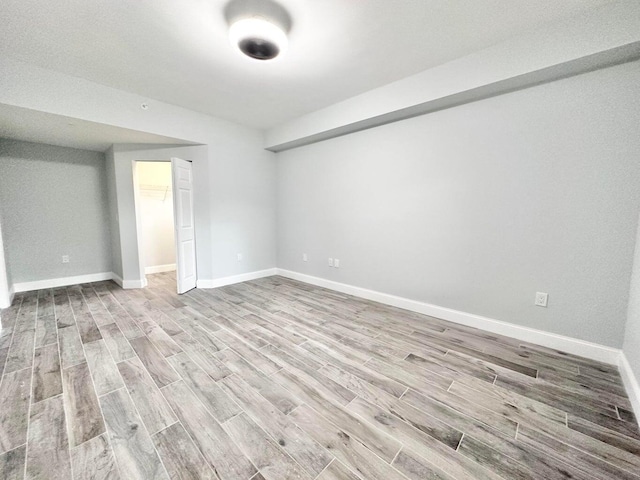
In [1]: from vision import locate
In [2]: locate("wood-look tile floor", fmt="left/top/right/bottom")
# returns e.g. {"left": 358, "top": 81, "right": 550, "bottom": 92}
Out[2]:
{"left": 1, "top": 273, "right": 639, "bottom": 480}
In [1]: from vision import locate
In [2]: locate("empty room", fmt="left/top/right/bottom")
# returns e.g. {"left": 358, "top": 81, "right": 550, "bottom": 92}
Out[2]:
{"left": 1, "top": 1, "right": 640, "bottom": 479}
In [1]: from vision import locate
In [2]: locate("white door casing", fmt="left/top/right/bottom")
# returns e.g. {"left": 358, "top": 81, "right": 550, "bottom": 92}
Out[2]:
{"left": 171, "top": 158, "right": 197, "bottom": 294}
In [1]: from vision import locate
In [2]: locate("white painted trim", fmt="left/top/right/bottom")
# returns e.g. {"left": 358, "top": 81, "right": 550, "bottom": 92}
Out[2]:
{"left": 111, "top": 272, "right": 146, "bottom": 289}
{"left": 12, "top": 272, "right": 148, "bottom": 292}
{"left": 276, "top": 269, "right": 622, "bottom": 365}
{"left": 111, "top": 273, "right": 124, "bottom": 287}
{"left": 0, "top": 286, "right": 12, "bottom": 309}
{"left": 197, "top": 268, "right": 277, "bottom": 289}
{"left": 14, "top": 272, "right": 113, "bottom": 293}
{"left": 125, "top": 278, "right": 147, "bottom": 289}
{"left": 619, "top": 353, "right": 640, "bottom": 428}
{"left": 145, "top": 264, "right": 176, "bottom": 274}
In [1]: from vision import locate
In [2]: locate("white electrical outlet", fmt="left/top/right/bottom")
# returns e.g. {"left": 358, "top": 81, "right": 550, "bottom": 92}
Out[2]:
{"left": 328, "top": 258, "right": 333, "bottom": 267}
{"left": 237, "top": 253, "right": 243, "bottom": 261}
{"left": 535, "top": 292, "right": 548, "bottom": 307}
{"left": 62, "top": 255, "right": 70, "bottom": 264}
{"left": 334, "top": 259, "right": 340, "bottom": 268}
{"left": 302, "top": 253, "right": 308, "bottom": 262}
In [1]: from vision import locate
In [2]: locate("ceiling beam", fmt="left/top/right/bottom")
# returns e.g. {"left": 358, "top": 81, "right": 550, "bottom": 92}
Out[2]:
{"left": 265, "top": 2, "right": 640, "bottom": 152}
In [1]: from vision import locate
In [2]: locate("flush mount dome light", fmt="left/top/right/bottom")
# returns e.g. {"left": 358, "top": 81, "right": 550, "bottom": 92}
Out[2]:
{"left": 229, "top": 17, "right": 288, "bottom": 60}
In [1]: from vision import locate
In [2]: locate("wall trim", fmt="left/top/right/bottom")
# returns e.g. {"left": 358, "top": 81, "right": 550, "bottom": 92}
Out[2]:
{"left": 197, "top": 268, "right": 278, "bottom": 289}
{"left": 111, "top": 273, "right": 124, "bottom": 287}
{"left": 12, "top": 272, "right": 149, "bottom": 292}
{"left": 0, "top": 286, "right": 14, "bottom": 309}
{"left": 145, "top": 264, "right": 176, "bottom": 274}
{"left": 276, "top": 269, "right": 622, "bottom": 365}
{"left": 125, "top": 278, "right": 146, "bottom": 289}
{"left": 619, "top": 353, "right": 640, "bottom": 428}
{"left": 14, "top": 272, "right": 113, "bottom": 293}
{"left": 111, "top": 272, "right": 146, "bottom": 289}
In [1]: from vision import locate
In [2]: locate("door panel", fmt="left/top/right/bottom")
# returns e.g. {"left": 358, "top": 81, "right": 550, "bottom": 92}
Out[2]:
{"left": 171, "top": 158, "right": 197, "bottom": 294}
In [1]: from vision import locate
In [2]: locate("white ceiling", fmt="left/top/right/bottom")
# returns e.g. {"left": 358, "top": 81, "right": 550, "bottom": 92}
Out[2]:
{"left": 0, "top": 0, "right": 611, "bottom": 129}
{"left": 0, "top": 104, "right": 193, "bottom": 152}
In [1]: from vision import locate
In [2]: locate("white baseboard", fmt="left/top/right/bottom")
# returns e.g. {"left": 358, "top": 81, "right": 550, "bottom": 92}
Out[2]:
{"left": 276, "top": 269, "right": 622, "bottom": 365}
{"left": 111, "top": 272, "right": 146, "bottom": 289}
{"left": 13, "top": 272, "right": 149, "bottom": 292}
{"left": 619, "top": 353, "right": 640, "bottom": 428}
{"left": 111, "top": 273, "right": 124, "bottom": 287}
{"left": 197, "top": 268, "right": 278, "bottom": 289}
{"left": 145, "top": 264, "right": 176, "bottom": 274}
{"left": 125, "top": 278, "right": 147, "bottom": 289}
{"left": 0, "top": 285, "right": 13, "bottom": 309}
{"left": 14, "top": 272, "right": 113, "bottom": 293}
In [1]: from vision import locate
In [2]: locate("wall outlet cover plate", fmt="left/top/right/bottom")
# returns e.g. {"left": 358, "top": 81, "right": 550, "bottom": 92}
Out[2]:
{"left": 535, "top": 292, "right": 548, "bottom": 307}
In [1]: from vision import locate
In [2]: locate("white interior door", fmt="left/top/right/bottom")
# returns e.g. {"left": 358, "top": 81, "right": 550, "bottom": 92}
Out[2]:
{"left": 171, "top": 158, "right": 197, "bottom": 294}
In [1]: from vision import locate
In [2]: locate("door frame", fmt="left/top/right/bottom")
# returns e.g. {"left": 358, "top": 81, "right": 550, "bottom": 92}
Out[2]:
{"left": 132, "top": 158, "right": 197, "bottom": 292}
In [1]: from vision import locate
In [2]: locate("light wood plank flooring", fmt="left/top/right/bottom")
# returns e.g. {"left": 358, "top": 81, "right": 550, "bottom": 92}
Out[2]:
{"left": 0, "top": 272, "right": 639, "bottom": 479}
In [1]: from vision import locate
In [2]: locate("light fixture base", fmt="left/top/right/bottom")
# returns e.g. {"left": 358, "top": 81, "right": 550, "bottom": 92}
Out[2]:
{"left": 225, "top": 0, "right": 291, "bottom": 61}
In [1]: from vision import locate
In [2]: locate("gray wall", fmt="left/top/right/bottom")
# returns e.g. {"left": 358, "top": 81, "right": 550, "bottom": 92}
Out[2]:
{"left": 0, "top": 55, "right": 278, "bottom": 289}
{"left": 276, "top": 60, "right": 640, "bottom": 348}
{"left": 0, "top": 139, "right": 112, "bottom": 284}
{"left": 108, "top": 141, "right": 276, "bottom": 286}
{"left": 623, "top": 212, "right": 640, "bottom": 387}
{"left": 105, "top": 146, "right": 123, "bottom": 278}
{"left": 109, "top": 145, "right": 210, "bottom": 285}
{"left": 208, "top": 137, "right": 277, "bottom": 279}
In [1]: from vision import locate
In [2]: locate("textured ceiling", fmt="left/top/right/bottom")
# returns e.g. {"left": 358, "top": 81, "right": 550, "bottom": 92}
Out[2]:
{"left": 0, "top": 0, "right": 612, "bottom": 129}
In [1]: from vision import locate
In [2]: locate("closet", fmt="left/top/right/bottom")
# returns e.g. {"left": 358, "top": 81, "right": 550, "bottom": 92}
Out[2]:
{"left": 136, "top": 161, "right": 176, "bottom": 275}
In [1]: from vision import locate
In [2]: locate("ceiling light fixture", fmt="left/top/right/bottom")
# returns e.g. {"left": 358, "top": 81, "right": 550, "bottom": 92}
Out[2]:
{"left": 229, "top": 16, "right": 287, "bottom": 61}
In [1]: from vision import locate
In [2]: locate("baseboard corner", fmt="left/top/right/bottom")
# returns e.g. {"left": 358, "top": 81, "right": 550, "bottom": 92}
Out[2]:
{"left": 619, "top": 352, "right": 640, "bottom": 428}
{"left": 122, "top": 279, "right": 147, "bottom": 289}
{"left": 111, "top": 273, "right": 124, "bottom": 287}
{"left": 0, "top": 285, "right": 14, "bottom": 309}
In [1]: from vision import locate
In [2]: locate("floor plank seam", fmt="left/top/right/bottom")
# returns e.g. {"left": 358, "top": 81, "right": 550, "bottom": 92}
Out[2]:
{"left": 312, "top": 457, "right": 335, "bottom": 480}
{"left": 77, "top": 285, "right": 129, "bottom": 480}
{"left": 22, "top": 294, "right": 39, "bottom": 480}
{"left": 389, "top": 445, "right": 403, "bottom": 465}
{"left": 101, "top": 344, "right": 170, "bottom": 478}
{"left": 53, "top": 289, "right": 78, "bottom": 480}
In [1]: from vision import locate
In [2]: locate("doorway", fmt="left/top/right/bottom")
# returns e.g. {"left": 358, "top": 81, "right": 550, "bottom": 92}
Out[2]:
{"left": 133, "top": 158, "right": 197, "bottom": 294}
